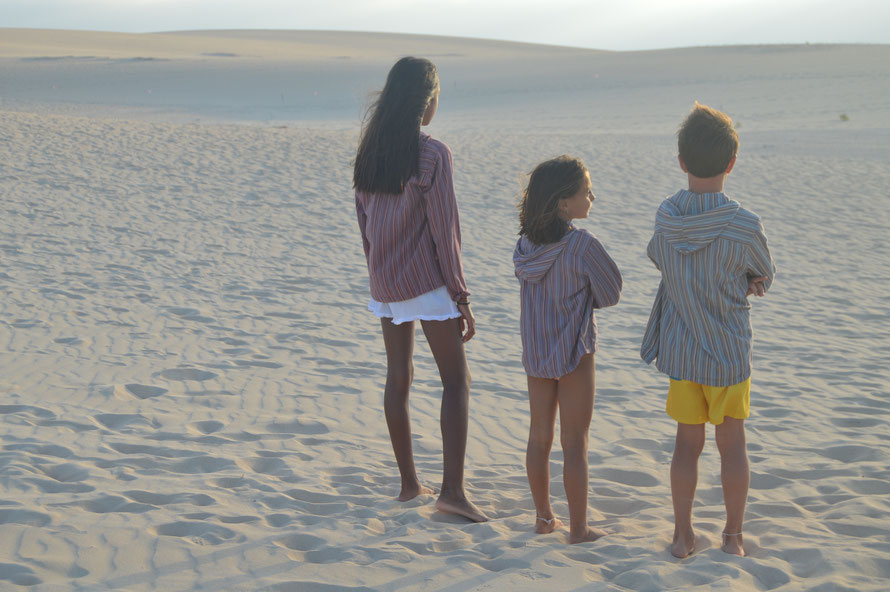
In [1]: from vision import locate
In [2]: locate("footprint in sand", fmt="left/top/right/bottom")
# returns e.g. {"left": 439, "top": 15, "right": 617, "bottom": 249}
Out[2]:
{"left": 93, "top": 413, "right": 153, "bottom": 430}
{"left": 166, "top": 306, "right": 217, "bottom": 324}
{"left": 160, "top": 368, "right": 218, "bottom": 382}
{"left": 276, "top": 533, "right": 326, "bottom": 551}
{"left": 187, "top": 420, "right": 224, "bottom": 435}
{"left": 0, "top": 563, "right": 42, "bottom": 587}
{"left": 598, "top": 468, "right": 660, "bottom": 487}
{"left": 154, "top": 521, "right": 239, "bottom": 545}
{"left": 236, "top": 456, "right": 290, "bottom": 475}
{"left": 0, "top": 404, "right": 55, "bottom": 419}
{"left": 119, "top": 383, "right": 168, "bottom": 399}
{"left": 0, "top": 509, "right": 51, "bottom": 527}
{"left": 77, "top": 494, "right": 154, "bottom": 514}
{"left": 267, "top": 419, "right": 329, "bottom": 435}
{"left": 41, "top": 463, "right": 90, "bottom": 483}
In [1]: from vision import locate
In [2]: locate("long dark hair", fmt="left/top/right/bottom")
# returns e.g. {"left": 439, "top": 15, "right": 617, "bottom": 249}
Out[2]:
{"left": 353, "top": 57, "right": 440, "bottom": 194}
{"left": 518, "top": 155, "right": 587, "bottom": 245}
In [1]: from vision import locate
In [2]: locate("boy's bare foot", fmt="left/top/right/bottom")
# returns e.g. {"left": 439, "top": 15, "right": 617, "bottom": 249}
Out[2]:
{"left": 568, "top": 526, "right": 607, "bottom": 544}
{"left": 721, "top": 532, "right": 745, "bottom": 556}
{"left": 435, "top": 494, "right": 488, "bottom": 522}
{"left": 671, "top": 530, "right": 696, "bottom": 558}
{"left": 534, "top": 515, "right": 563, "bottom": 534}
{"left": 397, "top": 483, "right": 435, "bottom": 502}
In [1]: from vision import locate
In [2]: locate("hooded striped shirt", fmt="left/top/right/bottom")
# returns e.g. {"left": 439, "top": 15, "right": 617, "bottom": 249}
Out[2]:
{"left": 514, "top": 227, "right": 622, "bottom": 379}
{"left": 355, "top": 133, "right": 469, "bottom": 303}
{"left": 641, "top": 190, "right": 776, "bottom": 386}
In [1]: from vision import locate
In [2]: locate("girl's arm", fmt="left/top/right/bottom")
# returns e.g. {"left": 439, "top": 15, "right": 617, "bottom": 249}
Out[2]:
{"left": 425, "top": 145, "right": 470, "bottom": 302}
{"left": 583, "top": 237, "right": 622, "bottom": 308}
{"left": 355, "top": 193, "right": 371, "bottom": 262}
{"left": 646, "top": 236, "right": 661, "bottom": 270}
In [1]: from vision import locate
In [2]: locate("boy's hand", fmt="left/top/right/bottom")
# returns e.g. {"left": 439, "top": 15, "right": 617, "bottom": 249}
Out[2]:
{"left": 746, "top": 276, "right": 769, "bottom": 297}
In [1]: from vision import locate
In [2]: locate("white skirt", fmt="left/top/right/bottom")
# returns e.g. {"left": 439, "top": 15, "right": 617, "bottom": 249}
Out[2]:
{"left": 368, "top": 286, "right": 460, "bottom": 325}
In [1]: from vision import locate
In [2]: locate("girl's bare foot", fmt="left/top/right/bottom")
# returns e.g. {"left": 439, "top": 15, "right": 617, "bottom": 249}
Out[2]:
{"left": 397, "top": 483, "right": 435, "bottom": 501}
{"left": 569, "top": 526, "right": 607, "bottom": 544}
{"left": 535, "top": 515, "right": 563, "bottom": 534}
{"left": 671, "top": 529, "right": 696, "bottom": 558}
{"left": 435, "top": 494, "right": 488, "bottom": 522}
{"left": 721, "top": 532, "right": 745, "bottom": 556}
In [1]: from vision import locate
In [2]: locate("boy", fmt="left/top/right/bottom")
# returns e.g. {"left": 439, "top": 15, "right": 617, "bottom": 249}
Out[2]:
{"left": 641, "top": 102, "right": 776, "bottom": 558}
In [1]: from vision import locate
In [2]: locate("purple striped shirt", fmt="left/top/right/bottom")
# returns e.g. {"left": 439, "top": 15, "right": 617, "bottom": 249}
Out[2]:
{"left": 514, "top": 227, "right": 623, "bottom": 379}
{"left": 355, "top": 133, "right": 469, "bottom": 303}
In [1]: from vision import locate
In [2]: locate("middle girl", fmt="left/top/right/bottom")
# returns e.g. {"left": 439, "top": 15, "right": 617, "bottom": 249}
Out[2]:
{"left": 513, "top": 155, "right": 622, "bottom": 543}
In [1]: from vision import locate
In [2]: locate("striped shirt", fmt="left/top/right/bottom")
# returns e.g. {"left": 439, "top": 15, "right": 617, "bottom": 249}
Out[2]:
{"left": 514, "top": 227, "right": 622, "bottom": 379}
{"left": 640, "top": 190, "right": 777, "bottom": 386}
{"left": 355, "top": 133, "right": 469, "bottom": 303}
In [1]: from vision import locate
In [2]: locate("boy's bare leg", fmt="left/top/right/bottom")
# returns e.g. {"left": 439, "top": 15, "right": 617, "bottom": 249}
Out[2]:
{"left": 526, "top": 375, "right": 563, "bottom": 534}
{"left": 557, "top": 354, "right": 605, "bottom": 544}
{"left": 715, "top": 417, "right": 749, "bottom": 556}
{"left": 421, "top": 318, "right": 488, "bottom": 522}
{"left": 381, "top": 318, "right": 435, "bottom": 501}
{"left": 671, "top": 422, "right": 705, "bottom": 558}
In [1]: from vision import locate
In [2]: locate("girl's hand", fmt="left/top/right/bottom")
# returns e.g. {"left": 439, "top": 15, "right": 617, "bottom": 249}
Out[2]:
{"left": 457, "top": 303, "right": 476, "bottom": 342}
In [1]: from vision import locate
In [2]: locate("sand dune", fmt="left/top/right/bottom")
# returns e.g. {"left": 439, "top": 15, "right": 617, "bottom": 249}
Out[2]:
{"left": 0, "top": 29, "right": 889, "bottom": 591}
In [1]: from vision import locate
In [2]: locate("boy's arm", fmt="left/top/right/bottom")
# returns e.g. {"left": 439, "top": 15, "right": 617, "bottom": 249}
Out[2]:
{"left": 746, "top": 221, "right": 776, "bottom": 293}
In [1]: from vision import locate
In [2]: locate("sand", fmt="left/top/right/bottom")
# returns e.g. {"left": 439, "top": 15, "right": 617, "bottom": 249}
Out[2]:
{"left": 1, "top": 29, "right": 889, "bottom": 591}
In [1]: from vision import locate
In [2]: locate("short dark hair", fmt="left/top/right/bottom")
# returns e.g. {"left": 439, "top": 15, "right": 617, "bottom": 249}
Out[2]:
{"left": 353, "top": 57, "right": 439, "bottom": 194}
{"left": 678, "top": 102, "right": 739, "bottom": 178}
{"left": 518, "top": 155, "right": 587, "bottom": 245}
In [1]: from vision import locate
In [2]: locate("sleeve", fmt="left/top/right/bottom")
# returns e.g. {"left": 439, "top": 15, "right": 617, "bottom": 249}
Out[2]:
{"left": 355, "top": 192, "right": 370, "bottom": 263}
{"left": 646, "top": 235, "right": 661, "bottom": 270}
{"left": 583, "top": 236, "right": 622, "bottom": 309}
{"left": 424, "top": 144, "right": 470, "bottom": 302}
{"left": 746, "top": 219, "right": 776, "bottom": 292}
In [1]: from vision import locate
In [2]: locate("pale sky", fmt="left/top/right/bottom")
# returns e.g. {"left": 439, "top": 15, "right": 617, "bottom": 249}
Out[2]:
{"left": 3, "top": 0, "right": 889, "bottom": 50}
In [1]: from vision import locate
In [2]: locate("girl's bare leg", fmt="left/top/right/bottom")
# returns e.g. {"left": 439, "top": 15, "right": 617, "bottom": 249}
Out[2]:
{"left": 380, "top": 318, "right": 434, "bottom": 501}
{"left": 527, "top": 375, "right": 563, "bottom": 533}
{"left": 671, "top": 422, "right": 706, "bottom": 557}
{"left": 557, "top": 354, "right": 605, "bottom": 544}
{"left": 420, "top": 318, "right": 487, "bottom": 522}
{"left": 715, "top": 417, "right": 748, "bottom": 556}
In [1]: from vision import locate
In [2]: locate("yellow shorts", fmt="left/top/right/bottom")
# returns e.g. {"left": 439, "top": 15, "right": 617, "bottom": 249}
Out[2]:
{"left": 666, "top": 378, "right": 751, "bottom": 425}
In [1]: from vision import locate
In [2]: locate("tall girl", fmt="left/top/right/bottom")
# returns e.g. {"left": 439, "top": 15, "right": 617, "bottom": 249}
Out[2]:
{"left": 354, "top": 57, "right": 487, "bottom": 522}
{"left": 514, "top": 156, "right": 622, "bottom": 542}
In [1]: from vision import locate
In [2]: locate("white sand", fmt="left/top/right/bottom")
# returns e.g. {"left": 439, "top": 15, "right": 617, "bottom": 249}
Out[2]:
{"left": 1, "top": 29, "right": 889, "bottom": 591}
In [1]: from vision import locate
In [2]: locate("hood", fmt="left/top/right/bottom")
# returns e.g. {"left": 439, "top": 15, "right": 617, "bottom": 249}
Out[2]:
{"left": 656, "top": 193, "right": 741, "bottom": 254}
{"left": 514, "top": 231, "right": 572, "bottom": 283}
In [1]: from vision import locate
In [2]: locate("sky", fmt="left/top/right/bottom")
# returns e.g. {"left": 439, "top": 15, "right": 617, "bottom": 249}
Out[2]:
{"left": 3, "top": 0, "right": 889, "bottom": 51}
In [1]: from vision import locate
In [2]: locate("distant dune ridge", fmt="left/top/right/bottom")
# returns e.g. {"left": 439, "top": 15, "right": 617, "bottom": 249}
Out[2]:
{"left": 0, "top": 29, "right": 889, "bottom": 591}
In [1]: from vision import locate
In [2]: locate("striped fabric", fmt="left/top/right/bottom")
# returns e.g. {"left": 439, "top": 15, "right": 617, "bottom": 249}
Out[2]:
{"left": 514, "top": 227, "right": 622, "bottom": 379}
{"left": 641, "top": 190, "right": 776, "bottom": 387}
{"left": 355, "top": 133, "right": 469, "bottom": 303}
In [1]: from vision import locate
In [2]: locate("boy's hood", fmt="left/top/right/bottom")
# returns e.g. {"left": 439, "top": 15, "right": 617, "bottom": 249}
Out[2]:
{"left": 513, "top": 231, "right": 573, "bottom": 283}
{"left": 656, "top": 193, "right": 741, "bottom": 254}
